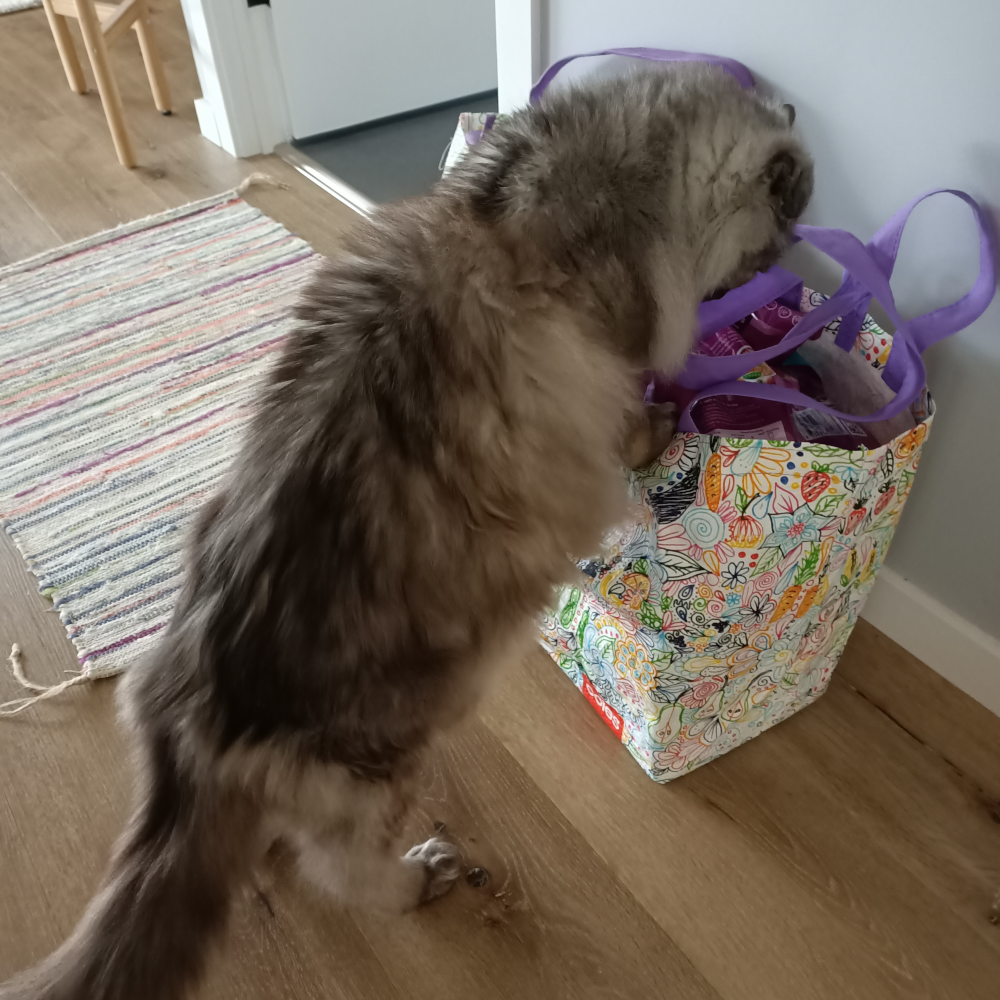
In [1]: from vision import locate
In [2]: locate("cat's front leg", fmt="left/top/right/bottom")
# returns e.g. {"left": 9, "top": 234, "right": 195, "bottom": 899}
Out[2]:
{"left": 283, "top": 767, "right": 462, "bottom": 913}
{"left": 293, "top": 826, "right": 461, "bottom": 912}
{"left": 623, "top": 402, "right": 678, "bottom": 469}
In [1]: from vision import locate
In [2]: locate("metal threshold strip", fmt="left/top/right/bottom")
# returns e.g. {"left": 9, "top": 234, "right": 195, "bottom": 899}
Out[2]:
{"left": 274, "top": 143, "right": 375, "bottom": 218}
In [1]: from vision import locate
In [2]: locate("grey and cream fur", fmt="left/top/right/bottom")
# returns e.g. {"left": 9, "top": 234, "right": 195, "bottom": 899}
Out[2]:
{"left": 0, "top": 66, "right": 812, "bottom": 1000}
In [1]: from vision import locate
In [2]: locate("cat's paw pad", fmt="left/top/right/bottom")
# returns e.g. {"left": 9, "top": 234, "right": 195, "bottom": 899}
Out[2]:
{"left": 404, "top": 837, "right": 461, "bottom": 903}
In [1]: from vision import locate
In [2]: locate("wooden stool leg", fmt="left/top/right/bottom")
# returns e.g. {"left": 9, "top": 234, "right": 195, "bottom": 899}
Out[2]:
{"left": 73, "top": 0, "right": 137, "bottom": 167}
{"left": 134, "top": 0, "right": 172, "bottom": 113}
{"left": 41, "top": 0, "right": 87, "bottom": 95}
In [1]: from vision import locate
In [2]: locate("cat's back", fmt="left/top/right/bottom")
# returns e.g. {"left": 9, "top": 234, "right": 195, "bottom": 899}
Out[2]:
{"left": 146, "top": 199, "right": 578, "bottom": 753}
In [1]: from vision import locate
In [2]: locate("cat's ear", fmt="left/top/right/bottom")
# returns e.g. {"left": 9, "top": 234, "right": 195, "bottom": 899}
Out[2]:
{"left": 469, "top": 133, "right": 531, "bottom": 219}
{"left": 781, "top": 103, "right": 796, "bottom": 126}
{"left": 762, "top": 149, "right": 812, "bottom": 222}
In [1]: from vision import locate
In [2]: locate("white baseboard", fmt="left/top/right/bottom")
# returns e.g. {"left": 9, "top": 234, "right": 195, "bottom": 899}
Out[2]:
{"left": 861, "top": 566, "right": 1000, "bottom": 717}
{"left": 193, "top": 98, "right": 221, "bottom": 148}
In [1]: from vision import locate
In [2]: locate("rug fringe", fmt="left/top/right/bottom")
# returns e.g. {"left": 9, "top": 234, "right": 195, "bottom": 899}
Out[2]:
{"left": 235, "top": 172, "right": 290, "bottom": 196}
{"left": 0, "top": 643, "right": 89, "bottom": 716}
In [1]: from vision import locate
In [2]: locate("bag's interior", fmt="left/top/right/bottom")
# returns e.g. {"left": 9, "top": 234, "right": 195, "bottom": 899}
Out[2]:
{"left": 796, "top": 328, "right": 921, "bottom": 447}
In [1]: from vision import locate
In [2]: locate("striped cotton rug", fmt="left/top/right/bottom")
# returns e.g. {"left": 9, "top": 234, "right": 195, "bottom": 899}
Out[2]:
{"left": 0, "top": 192, "right": 318, "bottom": 688}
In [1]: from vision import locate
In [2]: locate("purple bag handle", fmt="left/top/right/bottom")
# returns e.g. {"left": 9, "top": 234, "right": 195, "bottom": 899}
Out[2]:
{"left": 696, "top": 266, "right": 803, "bottom": 341}
{"left": 680, "top": 226, "right": 902, "bottom": 391}
{"left": 465, "top": 48, "right": 752, "bottom": 146}
{"left": 529, "top": 48, "right": 755, "bottom": 103}
{"left": 834, "top": 190, "right": 997, "bottom": 364}
{"left": 677, "top": 189, "right": 997, "bottom": 432}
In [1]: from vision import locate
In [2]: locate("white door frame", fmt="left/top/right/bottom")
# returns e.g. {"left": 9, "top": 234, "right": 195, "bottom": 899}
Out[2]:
{"left": 178, "top": 0, "right": 291, "bottom": 157}
{"left": 494, "top": 0, "right": 540, "bottom": 113}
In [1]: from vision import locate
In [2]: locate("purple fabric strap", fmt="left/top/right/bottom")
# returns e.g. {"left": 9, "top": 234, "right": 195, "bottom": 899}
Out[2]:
{"left": 677, "top": 189, "right": 997, "bottom": 432}
{"left": 468, "top": 49, "right": 750, "bottom": 144}
{"left": 529, "top": 48, "right": 754, "bottom": 103}
{"left": 696, "top": 266, "right": 803, "bottom": 342}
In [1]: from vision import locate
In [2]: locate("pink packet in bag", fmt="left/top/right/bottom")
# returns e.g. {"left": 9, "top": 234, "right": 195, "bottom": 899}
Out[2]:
{"left": 692, "top": 395, "right": 798, "bottom": 440}
{"left": 694, "top": 325, "right": 753, "bottom": 357}
{"left": 754, "top": 299, "right": 805, "bottom": 333}
{"left": 790, "top": 407, "right": 874, "bottom": 450}
{"left": 680, "top": 324, "right": 801, "bottom": 439}
{"left": 741, "top": 299, "right": 814, "bottom": 354}
{"left": 696, "top": 327, "right": 797, "bottom": 389}
{"left": 647, "top": 302, "right": 874, "bottom": 445}
{"left": 696, "top": 324, "right": 806, "bottom": 390}
{"left": 693, "top": 395, "right": 873, "bottom": 446}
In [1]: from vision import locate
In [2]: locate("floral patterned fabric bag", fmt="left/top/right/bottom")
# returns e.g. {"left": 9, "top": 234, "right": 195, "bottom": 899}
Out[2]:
{"left": 540, "top": 173, "right": 995, "bottom": 780}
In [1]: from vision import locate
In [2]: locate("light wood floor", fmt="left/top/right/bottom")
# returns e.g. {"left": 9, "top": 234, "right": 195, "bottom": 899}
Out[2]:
{"left": 1, "top": 5, "right": 999, "bottom": 998}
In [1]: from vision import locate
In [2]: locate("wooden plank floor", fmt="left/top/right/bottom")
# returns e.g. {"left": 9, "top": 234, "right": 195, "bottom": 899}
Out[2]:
{"left": 1, "top": 4, "right": 999, "bottom": 998}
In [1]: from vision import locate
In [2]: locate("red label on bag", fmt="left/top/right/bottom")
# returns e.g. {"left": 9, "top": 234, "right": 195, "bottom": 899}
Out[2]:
{"left": 581, "top": 674, "right": 625, "bottom": 740}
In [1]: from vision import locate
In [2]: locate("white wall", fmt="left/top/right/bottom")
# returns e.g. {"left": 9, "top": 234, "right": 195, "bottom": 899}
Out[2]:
{"left": 499, "top": 0, "right": 1000, "bottom": 649}
{"left": 270, "top": 0, "right": 498, "bottom": 139}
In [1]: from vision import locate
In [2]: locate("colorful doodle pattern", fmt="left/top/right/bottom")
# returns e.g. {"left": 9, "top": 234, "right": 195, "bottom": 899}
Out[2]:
{"left": 539, "top": 293, "right": 934, "bottom": 782}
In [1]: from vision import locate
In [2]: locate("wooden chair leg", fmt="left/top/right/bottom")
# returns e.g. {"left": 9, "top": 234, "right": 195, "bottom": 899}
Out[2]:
{"left": 41, "top": 0, "right": 87, "bottom": 95}
{"left": 134, "top": 0, "right": 171, "bottom": 113}
{"left": 73, "top": 0, "right": 137, "bottom": 168}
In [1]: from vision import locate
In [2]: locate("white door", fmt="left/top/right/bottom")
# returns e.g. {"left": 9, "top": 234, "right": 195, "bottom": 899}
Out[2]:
{"left": 269, "top": 0, "right": 498, "bottom": 140}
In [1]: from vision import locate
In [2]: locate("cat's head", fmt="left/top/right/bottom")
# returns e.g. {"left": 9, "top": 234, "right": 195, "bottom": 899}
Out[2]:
{"left": 451, "top": 66, "right": 813, "bottom": 372}
{"left": 664, "top": 72, "right": 813, "bottom": 301}
{"left": 639, "top": 66, "right": 814, "bottom": 369}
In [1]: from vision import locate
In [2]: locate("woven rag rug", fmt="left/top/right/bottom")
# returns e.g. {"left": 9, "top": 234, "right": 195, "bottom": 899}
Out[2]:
{"left": 0, "top": 191, "right": 318, "bottom": 703}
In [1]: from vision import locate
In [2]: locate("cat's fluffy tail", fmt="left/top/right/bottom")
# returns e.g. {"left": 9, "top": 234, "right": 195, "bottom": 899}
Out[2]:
{"left": 0, "top": 733, "right": 257, "bottom": 1000}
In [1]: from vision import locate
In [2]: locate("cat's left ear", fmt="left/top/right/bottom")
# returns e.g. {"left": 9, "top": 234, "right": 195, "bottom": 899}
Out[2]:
{"left": 763, "top": 149, "right": 813, "bottom": 222}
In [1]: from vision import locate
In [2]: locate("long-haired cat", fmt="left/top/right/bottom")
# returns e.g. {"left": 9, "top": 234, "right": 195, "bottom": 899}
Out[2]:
{"left": 1, "top": 66, "right": 812, "bottom": 1000}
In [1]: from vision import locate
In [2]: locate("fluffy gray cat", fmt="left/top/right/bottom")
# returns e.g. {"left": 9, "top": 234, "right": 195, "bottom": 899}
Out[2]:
{"left": 0, "top": 66, "right": 811, "bottom": 1000}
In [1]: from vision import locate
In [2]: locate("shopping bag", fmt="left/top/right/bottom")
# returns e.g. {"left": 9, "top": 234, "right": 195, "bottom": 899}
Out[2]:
{"left": 525, "top": 50, "right": 996, "bottom": 780}
{"left": 541, "top": 185, "right": 995, "bottom": 780}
